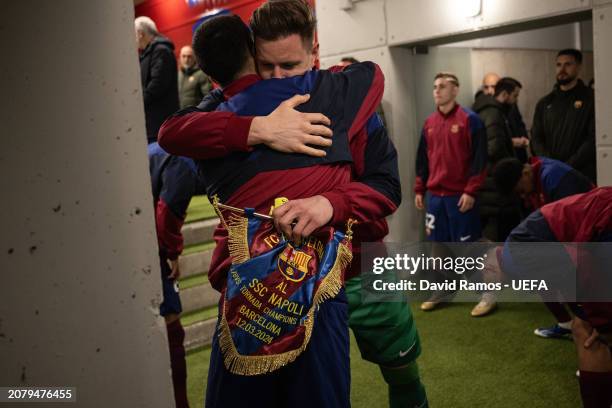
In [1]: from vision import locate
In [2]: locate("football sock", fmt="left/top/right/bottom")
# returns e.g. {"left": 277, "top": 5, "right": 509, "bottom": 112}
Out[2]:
{"left": 167, "top": 319, "right": 189, "bottom": 408}
{"left": 579, "top": 370, "right": 612, "bottom": 408}
{"left": 381, "top": 362, "right": 428, "bottom": 408}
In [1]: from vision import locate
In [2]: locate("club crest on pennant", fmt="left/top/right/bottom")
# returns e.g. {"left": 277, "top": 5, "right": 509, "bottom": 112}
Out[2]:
{"left": 278, "top": 244, "right": 312, "bottom": 282}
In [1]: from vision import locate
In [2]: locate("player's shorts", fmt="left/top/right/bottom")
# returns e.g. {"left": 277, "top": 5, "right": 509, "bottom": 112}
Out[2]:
{"left": 205, "top": 291, "right": 350, "bottom": 408}
{"left": 159, "top": 256, "right": 182, "bottom": 317}
{"left": 425, "top": 193, "right": 481, "bottom": 242}
{"left": 346, "top": 276, "right": 421, "bottom": 367}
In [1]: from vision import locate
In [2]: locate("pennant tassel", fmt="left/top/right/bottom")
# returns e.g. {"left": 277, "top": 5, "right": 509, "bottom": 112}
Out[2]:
{"left": 226, "top": 213, "right": 250, "bottom": 265}
{"left": 211, "top": 195, "right": 251, "bottom": 265}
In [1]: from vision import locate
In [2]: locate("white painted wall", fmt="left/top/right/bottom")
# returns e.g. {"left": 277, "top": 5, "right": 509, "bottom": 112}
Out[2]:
{"left": 443, "top": 21, "right": 593, "bottom": 51}
{"left": 386, "top": 0, "right": 591, "bottom": 46}
{"left": 0, "top": 1, "right": 174, "bottom": 406}
{"left": 593, "top": 3, "right": 612, "bottom": 185}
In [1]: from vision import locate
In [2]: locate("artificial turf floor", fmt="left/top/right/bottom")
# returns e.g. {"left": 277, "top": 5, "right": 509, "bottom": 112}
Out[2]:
{"left": 185, "top": 196, "right": 217, "bottom": 223}
{"left": 186, "top": 302, "right": 581, "bottom": 408}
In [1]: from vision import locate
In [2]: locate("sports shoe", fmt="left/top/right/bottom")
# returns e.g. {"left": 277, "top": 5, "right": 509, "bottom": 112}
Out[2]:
{"left": 420, "top": 300, "right": 440, "bottom": 311}
{"left": 470, "top": 293, "right": 497, "bottom": 317}
{"left": 534, "top": 324, "right": 572, "bottom": 339}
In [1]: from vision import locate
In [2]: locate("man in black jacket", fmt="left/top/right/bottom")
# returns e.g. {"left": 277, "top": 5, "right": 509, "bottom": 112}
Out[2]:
{"left": 135, "top": 16, "right": 179, "bottom": 143}
{"left": 474, "top": 77, "right": 520, "bottom": 165}
{"left": 471, "top": 77, "right": 523, "bottom": 316}
{"left": 531, "top": 49, "right": 596, "bottom": 182}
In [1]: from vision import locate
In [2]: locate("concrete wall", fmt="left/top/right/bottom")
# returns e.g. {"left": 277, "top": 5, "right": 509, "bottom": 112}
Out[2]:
{"left": 385, "top": 0, "right": 591, "bottom": 46}
{"left": 593, "top": 2, "right": 612, "bottom": 185}
{"left": 0, "top": 1, "right": 174, "bottom": 406}
{"left": 444, "top": 21, "right": 593, "bottom": 50}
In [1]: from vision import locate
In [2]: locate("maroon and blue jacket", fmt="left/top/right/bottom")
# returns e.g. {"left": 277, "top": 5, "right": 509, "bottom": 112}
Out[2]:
{"left": 148, "top": 142, "right": 203, "bottom": 260}
{"left": 414, "top": 104, "right": 487, "bottom": 196}
{"left": 502, "top": 187, "right": 612, "bottom": 328}
{"left": 158, "top": 62, "right": 398, "bottom": 291}
{"left": 525, "top": 156, "right": 594, "bottom": 209}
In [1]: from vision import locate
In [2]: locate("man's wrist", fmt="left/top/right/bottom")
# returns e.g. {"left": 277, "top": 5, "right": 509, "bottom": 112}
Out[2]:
{"left": 319, "top": 191, "right": 344, "bottom": 225}
{"left": 248, "top": 116, "right": 270, "bottom": 146}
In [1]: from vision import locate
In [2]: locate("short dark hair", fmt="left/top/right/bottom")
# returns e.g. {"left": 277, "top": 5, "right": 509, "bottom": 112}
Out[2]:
{"left": 250, "top": 0, "right": 316, "bottom": 49}
{"left": 557, "top": 48, "right": 583, "bottom": 64}
{"left": 192, "top": 15, "right": 254, "bottom": 87}
{"left": 494, "top": 77, "right": 522, "bottom": 97}
{"left": 492, "top": 158, "right": 524, "bottom": 195}
{"left": 341, "top": 57, "right": 359, "bottom": 64}
{"left": 434, "top": 72, "right": 459, "bottom": 86}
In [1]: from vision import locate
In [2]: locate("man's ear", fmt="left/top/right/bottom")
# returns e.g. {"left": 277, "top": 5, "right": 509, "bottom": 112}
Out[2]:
{"left": 311, "top": 41, "right": 319, "bottom": 59}
{"left": 452, "top": 85, "right": 460, "bottom": 97}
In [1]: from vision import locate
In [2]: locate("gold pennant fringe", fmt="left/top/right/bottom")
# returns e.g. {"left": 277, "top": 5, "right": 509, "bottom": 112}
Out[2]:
{"left": 210, "top": 195, "right": 229, "bottom": 231}
{"left": 218, "top": 240, "right": 353, "bottom": 376}
{"left": 226, "top": 213, "right": 251, "bottom": 265}
{"left": 211, "top": 195, "right": 251, "bottom": 265}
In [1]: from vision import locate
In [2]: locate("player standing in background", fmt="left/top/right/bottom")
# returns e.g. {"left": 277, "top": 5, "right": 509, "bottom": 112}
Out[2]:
{"left": 415, "top": 72, "right": 489, "bottom": 315}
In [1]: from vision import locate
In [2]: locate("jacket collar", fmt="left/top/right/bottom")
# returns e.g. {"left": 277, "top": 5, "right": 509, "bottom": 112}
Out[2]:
{"left": 222, "top": 74, "right": 262, "bottom": 99}
{"left": 436, "top": 102, "right": 460, "bottom": 118}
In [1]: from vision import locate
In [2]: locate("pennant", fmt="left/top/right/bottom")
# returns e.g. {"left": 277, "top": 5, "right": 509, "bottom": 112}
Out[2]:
{"left": 212, "top": 197, "right": 354, "bottom": 375}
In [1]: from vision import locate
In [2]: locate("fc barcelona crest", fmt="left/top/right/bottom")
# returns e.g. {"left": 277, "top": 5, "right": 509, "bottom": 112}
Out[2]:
{"left": 451, "top": 124, "right": 460, "bottom": 133}
{"left": 574, "top": 100, "right": 583, "bottom": 109}
{"left": 278, "top": 244, "right": 312, "bottom": 282}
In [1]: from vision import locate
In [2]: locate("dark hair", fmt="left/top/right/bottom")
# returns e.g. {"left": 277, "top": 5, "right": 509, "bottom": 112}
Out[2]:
{"left": 434, "top": 72, "right": 459, "bottom": 86}
{"left": 341, "top": 57, "right": 359, "bottom": 64}
{"left": 250, "top": 0, "right": 316, "bottom": 49}
{"left": 494, "top": 77, "right": 522, "bottom": 97}
{"left": 492, "top": 158, "right": 524, "bottom": 195}
{"left": 557, "top": 48, "right": 583, "bottom": 64}
{"left": 192, "top": 15, "right": 254, "bottom": 87}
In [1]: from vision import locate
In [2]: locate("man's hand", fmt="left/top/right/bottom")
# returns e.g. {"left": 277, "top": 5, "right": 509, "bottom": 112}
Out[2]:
{"left": 272, "top": 195, "right": 334, "bottom": 242}
{"left": 249, "top": 94, "right": 333, "bottom": 157}
{"left": 512, "top": 136, "right": 529, "bottom": 148}
{"left": 584, "top": 327, "right": 600, "bottom": 349}
{"left": 167, "top": 258, "right": 180, "bottom": 280}
{"left": 572, "top": 317, "right": 612, "bottom": 372}
{"left": 457, "top": 193, "right": 475, "bottom": 213}
{"left": 414, "top": 194, "right": 424, "bottom": 210}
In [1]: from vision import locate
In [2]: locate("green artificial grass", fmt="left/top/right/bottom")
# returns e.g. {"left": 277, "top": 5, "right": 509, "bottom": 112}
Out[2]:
{"left": 181, "top": 306, "right": 218, "bottom": 327}
{"left": 185, "top": 195, "right": 217, "bottom": 223}
{"left": 179, "top": 273, "right": 208, "bottom": 290}
{"left": 187, "top": 345, "right": 212, "bottom": 408}
{"left": 186, "top": 302, "right": 581, "bottom": 407}
{"left": 182, "top": 241, "right": 216, "bottom": 257}
{"left": 414, "top": 302, "right": 580, "bottom": 408}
